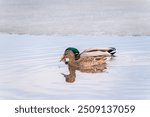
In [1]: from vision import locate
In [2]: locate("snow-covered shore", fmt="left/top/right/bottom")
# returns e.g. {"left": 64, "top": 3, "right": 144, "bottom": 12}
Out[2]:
{"left": 0, "top": 0, "right": 150, "bottom": 35}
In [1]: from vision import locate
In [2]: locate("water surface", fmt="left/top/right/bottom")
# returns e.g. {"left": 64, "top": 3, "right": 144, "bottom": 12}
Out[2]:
{"left": 0, "top": 34, "right": 150, "bottom": 99}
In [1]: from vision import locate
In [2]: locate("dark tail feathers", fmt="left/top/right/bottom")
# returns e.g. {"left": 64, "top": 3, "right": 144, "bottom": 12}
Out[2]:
{"left": 108, "top": 47, "right": 116, "bottom": 55}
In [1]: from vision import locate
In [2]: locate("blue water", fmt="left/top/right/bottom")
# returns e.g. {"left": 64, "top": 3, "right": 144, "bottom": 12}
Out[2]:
{"left": 0, "top": 34, "right": 150, "bottom": 99}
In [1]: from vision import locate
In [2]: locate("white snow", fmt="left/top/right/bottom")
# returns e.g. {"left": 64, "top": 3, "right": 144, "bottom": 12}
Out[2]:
{"left": 0, "top": 0, "right": 150, "bottom": 35}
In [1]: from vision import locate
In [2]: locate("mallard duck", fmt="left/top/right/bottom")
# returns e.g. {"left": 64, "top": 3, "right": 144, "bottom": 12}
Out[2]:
{"left": 60, "top": 47, "right": 116, "bottom": 68}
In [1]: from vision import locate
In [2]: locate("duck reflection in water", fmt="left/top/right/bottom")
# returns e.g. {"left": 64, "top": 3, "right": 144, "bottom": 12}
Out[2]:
{"left": 62, "top": 64, "right": 107, "bottom": 83}
{"left": 60, "top": 47, "right": 116, "bottom": 83}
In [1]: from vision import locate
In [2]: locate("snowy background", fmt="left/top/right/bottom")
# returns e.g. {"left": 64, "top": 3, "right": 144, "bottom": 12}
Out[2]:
{"left": 0, "top": 0, "right": 150, "bottom": 35}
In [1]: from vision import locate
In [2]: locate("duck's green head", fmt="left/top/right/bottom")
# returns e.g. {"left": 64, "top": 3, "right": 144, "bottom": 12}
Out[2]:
{"left": 60, "top": 47, "right": 80, "bottom": 64}
{"left": 65, "top": 47, "right": 80, "bottom": 59}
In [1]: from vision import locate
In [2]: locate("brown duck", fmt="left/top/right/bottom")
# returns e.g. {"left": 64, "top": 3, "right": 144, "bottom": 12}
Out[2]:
{"left": 60, "top": 47, "right": 116, "bottom": 68}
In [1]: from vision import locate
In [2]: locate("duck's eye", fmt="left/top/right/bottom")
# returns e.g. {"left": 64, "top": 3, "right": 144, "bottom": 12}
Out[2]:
{"left": 65, "top": 50, "right": 69, "bottom": 55}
